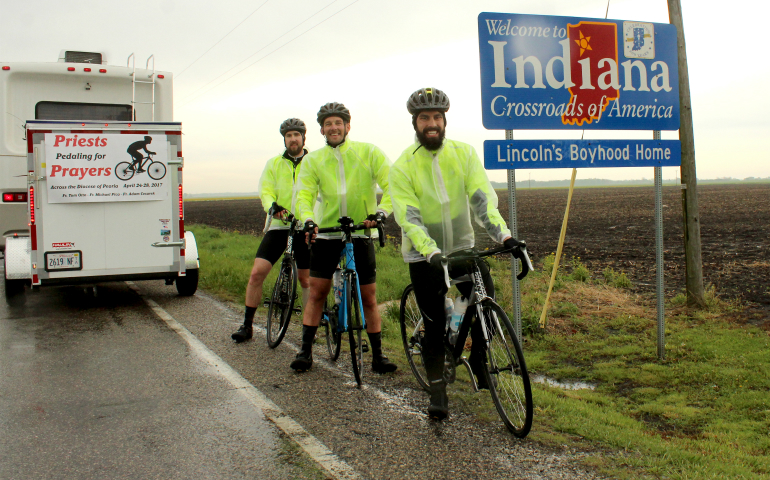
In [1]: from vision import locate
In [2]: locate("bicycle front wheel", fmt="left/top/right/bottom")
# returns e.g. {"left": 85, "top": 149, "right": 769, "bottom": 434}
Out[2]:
{"left": 323, "top": 291, "right": 342, "bottom": 361}
{"left": 480, "top": 299, "right": 533, "bottom": 437}
{"left": 265, "top": 259, "right": 297, "bottom": 349}
{"left": 115, "top": 161, "right": 134, "bottom": 181}
{"left": 399, "top": 284, "right": 430, "bottom": 392}
{"left": 147, "top": 161, "right": 167, "bottom": 180}
{"left": 347, "top": 275, "right": 363, "bottom": 388}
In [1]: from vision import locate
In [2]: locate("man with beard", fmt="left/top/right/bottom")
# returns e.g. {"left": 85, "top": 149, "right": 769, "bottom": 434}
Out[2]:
{"left": 290, "top": 102, "right": 397, "bottom": 374}
{"left": 232, "top": 118, "right": 311, "bottom": 342}
{"left": 389, "top": 88, "right": 523, "bottom": 419}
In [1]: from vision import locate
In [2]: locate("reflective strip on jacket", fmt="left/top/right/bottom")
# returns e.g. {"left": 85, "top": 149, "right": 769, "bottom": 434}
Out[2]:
{"left": 389, "top": 138, "right": 510, "bottom": 262}
{"left": 259, "top": 150, "right": 305, "bottom": 231}
{"left": 294, "top": 138, "right": 392, "bottom": 239}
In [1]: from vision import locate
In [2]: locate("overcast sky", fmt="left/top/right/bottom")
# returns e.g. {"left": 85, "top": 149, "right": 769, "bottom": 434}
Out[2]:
{"left": 2, "top": 0, "right": 767, "bottom": 193}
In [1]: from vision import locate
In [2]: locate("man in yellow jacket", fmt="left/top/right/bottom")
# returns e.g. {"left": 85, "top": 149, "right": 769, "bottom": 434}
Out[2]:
{"left": 232, "top": 118, "right": 310, "bottom": 342}
{"left": 390, "top": 88, "right": 522, "bottom": 419}
{"left": 291, "top": 102, "right": 397, "bottom": 374}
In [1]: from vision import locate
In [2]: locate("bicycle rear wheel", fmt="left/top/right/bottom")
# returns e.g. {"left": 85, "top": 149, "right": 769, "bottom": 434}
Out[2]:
{"left": 347, "top": 275, "right": 363, "bottom": 388}
{"left": 399, "top": 284, "right": 430, "bottom": 392}
{"left": 323, "top": 290, "right": 342, "bottom": 360}
{"left": 115, "top": 161, "right": 134, "bottom": 181}
{"left": 265, "top": 258, "right": 297, "bottom": 349}
{"left": 479, "top": 299, "right": 533, "bottom": 437}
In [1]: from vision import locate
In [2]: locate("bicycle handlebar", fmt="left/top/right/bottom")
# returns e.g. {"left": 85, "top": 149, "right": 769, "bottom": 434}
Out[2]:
{"left": 315, "top": 216, "right": 385, "bottom": 248}
{"left": 440, "top": 241, "right": 535, "bottom": 288}
{"left": 263, "top": 202, "right": 297, "bottom": 234}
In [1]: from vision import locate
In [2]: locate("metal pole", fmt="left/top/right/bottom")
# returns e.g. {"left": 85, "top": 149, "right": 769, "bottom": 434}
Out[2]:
{"left": 654, "top": 130, "right": 665, "bottom": 360}
{"left": 506, "top": 129, "right": 522, "bottom": 341}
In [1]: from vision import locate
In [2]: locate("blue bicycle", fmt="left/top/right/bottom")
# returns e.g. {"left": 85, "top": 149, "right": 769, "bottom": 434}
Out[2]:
{"left": 318, "top": 216, "right": 384, "bottom": 388}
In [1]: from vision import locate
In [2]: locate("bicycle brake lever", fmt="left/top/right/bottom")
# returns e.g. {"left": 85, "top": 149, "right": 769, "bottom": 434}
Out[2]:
{"left": 441, "top": 259, "right": 450, "bottom": 290}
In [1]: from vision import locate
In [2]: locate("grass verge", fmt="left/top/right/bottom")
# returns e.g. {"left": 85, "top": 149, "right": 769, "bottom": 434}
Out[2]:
{"left": 189, "top": 224, "right": 770, "bottom": 479}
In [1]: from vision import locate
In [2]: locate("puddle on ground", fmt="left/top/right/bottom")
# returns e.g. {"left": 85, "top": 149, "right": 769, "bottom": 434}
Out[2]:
{"left": 531, "top": 375, "right": 596, "bottom": 390}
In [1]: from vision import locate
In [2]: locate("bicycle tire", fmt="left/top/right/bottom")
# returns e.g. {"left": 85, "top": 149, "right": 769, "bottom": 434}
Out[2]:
{"left": 479, "top": 299, "right": 533, "bottom": 437}
{"left": 148, "top": 161, "right": 167, "bottom": 180}
{"left": 115, "top": 161, "right": 134, "bottom": 181}
{"left": 265, "top": 259, "right": 297, "bottom": 349}
{"left": 347, "top": 275, "right": 363, "bottom": 388}
{"left": 399, "top": 284, "right": 430, "bottom": 392}
{"left": 323, "top": 291, "right": 342, "bottom": 361}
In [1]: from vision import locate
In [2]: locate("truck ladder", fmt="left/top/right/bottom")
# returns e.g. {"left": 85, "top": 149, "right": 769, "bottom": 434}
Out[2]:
{"left": 127, "top": 53, "right": 156, "bottom": 121}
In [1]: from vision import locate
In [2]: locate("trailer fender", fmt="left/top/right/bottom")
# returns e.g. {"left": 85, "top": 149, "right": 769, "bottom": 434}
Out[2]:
{"left": 184, "top": 231, "right": 200, "bottom": 270}
{"left": 4, "top": 236, "right": 32, "bottom": 280}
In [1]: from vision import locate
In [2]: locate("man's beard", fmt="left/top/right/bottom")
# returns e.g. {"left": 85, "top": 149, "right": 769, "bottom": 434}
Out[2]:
{"left": 416, "top": 126, "right": 445, "bottom": 150}
{"left": 287, "top": 142, "right": 304, "bottom": 157}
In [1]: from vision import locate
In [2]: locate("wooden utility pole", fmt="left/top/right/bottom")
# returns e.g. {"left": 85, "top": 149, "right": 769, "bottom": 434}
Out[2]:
{"left": 668, "top": 0, "right": 705, "bottom": 307}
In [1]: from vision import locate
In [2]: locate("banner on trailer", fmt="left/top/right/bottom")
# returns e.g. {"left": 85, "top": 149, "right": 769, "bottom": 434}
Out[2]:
{"left": 484, "top": 139, "right": 681, "bottom": 169}
{"left": 44, "top": 133, "right": 170, "bottom": 203}
{"left": 478, "top": 13, "right": 680, "bottom": 130}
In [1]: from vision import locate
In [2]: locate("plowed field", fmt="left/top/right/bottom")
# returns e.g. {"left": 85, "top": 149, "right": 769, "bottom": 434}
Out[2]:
{"left": 186, "top": 183, "right": 770, "bottom": 320}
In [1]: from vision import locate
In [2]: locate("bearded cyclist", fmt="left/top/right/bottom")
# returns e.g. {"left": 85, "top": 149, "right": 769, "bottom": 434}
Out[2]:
{"left": 291, "top": 102, "right": 397, "bottom": 374}
{"left": 231, "top": 118, "right": 311, "bottom": 342}
{"left": 389, "top": 88, "right": 526, "bottom": 420}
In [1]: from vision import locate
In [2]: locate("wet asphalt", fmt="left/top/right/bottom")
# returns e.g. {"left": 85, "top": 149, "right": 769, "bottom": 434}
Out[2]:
{"left": 1, "top": 263, "right": 608, "bottom": 479}
{"left": 0, "top": 275, "right": 306, "bottom": 480}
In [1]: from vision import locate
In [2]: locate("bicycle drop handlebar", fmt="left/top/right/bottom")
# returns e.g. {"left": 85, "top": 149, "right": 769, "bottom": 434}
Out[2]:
{"left": 314, "top": 216, "right": 385, "bottom": 248}
{"left": 263, "top": 202, "right": 297, "bottom": 233}
{"left": 439, "top": 241, "right": 535, "bottom": 288}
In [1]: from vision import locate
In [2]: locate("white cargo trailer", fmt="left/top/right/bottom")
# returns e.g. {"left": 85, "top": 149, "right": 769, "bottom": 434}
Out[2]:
{"left": 2, "top": 51, "right": 199, "bottom": 299}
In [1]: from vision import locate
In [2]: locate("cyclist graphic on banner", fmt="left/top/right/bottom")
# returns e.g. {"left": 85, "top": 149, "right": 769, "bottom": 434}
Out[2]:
{"left": 127, "top": 136, "right": 156, "bottom": 173}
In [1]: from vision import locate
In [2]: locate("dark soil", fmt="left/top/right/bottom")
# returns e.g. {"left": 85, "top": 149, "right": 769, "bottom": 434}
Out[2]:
{"left": 185, "top": 183, "right": 770, "bottom": 320}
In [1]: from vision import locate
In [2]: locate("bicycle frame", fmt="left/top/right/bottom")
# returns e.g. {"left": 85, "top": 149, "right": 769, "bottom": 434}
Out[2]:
{"left": 334, "top": 234, "right": 366, "bottom": 335}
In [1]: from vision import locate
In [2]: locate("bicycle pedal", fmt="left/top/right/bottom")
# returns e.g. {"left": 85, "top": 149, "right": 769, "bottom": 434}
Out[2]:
{"left": 361, "top": 340, "right": 369, "bottom": 353}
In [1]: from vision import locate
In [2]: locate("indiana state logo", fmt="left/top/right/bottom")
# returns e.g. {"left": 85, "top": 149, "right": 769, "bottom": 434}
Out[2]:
{"left": 623, "top": 22, "right": 655, "bottom": 59}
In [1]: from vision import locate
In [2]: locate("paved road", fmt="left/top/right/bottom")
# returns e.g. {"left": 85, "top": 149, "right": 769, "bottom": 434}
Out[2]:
{"left": 0, "top": 272, "right": 323, "bottom": 480}
{"left": 2, "top": 264, "right": 607, "bottom": 479}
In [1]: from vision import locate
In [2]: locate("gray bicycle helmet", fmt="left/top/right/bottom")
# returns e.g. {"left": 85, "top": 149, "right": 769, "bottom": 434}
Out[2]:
{"left": 317, "top": 102, "right": 351, "bottom": 125}
{"left": 279, "top": 118, "right": 306, "bottom": 136}
{"left": 406, "top": 87, "right": 450, "bottom": 115}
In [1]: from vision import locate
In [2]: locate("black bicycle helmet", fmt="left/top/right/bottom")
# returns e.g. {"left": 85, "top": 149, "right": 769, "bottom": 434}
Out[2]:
{"left": 279, "top": 118, "right": 306, "bottom": 136}
{"left": 317, "top": 102, "right": 351, "bottom": 125}
{"left": 406, "top": 88, "right": 450, "bottom": 115}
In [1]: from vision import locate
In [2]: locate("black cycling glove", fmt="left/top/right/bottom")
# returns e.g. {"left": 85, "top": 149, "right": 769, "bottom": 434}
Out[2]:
{"left": 271, "top": 202, "right": 286, "bottom": 215}
{"left": 428, "top": 252, "right": 446, "bottom": 269}
{"left": 366, "top": 212, "right": 386, "bottom": 225}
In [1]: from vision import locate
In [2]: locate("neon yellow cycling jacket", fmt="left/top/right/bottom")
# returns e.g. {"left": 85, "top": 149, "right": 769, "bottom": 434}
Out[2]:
{"left": 259, "top": 150, "right": 305, "bottom": 231}
{"left": 294, "top": 138, "right": 392, "bottom": 239}
{"left": 389, "top": 138, "right": 510, "bottom": 262}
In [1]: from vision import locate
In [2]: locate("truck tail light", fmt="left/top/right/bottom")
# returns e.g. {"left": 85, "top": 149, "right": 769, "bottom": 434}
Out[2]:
{"left": 28, "top": 186, "right": 35, "bottom": 225}
{"left": 3, "top": 192, "right": 27, "bottom": 202}
{"left": 178, "top": 184, "right": 183, "bottom": 219}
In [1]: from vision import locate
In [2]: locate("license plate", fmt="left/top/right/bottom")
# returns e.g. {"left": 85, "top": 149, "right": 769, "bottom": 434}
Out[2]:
{"left": 44, "top": 251, "right": 82, "bottom": 271}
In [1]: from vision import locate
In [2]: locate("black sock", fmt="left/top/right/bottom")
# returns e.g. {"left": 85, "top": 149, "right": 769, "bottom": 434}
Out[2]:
{"left": 367, "top": 331, "right": 383, "bottom": 357}
{"left": 244, "top": 306, "right": 257, "bottom": 327}
{"left": 300, "top": 325, "right": 318, "bottom": 350}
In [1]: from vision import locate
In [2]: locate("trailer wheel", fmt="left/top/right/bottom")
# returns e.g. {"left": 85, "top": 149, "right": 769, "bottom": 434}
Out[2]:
{"left": 3, "top": 274, "right": 26, "bottom": 304}
{"left": 176, "top": 269, "right": 198, "bottom": 296}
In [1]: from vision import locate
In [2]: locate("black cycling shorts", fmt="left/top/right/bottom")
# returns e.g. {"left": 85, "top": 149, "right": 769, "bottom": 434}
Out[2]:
{"left": 255, "top": 230, "right": 310, "bottom": 269}
{"left": 309, "top": 238, "right": 376, "bottom": 285}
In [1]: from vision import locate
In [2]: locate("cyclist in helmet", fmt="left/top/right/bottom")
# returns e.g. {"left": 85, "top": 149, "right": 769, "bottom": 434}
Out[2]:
{"left": 231, "top": 118, "right": 311, "bottom": 342}
{"left": 127, "top": 135, "right": 156, "bottom": 173}
{"left": 290, "top": 102, "right": 397, "bottom": 374}
{"left": 389, "top": 88, "right": 525, "bottom": 419}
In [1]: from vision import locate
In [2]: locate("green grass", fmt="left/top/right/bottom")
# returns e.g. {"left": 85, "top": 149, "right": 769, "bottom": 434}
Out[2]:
{"left": 188, "top": 224, "right": 770, "bottom": 479}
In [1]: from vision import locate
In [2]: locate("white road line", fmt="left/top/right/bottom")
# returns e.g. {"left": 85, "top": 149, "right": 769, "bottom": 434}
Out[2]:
{"left": 126, "top": 282, "right": 360, "bottom": 480}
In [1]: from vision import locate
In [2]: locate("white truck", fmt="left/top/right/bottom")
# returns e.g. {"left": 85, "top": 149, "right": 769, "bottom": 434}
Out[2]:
{"left": 2, "top": 51, "right": 199, "bottom": 299}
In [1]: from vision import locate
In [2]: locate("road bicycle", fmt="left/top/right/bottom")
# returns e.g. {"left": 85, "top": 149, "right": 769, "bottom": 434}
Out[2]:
{"left": 317, "top": 216, "right": 384, "bottom": 388}
{"left": 263, "top": 203, "right": 303, "bottom": 348}
{"left": 399, "top": 243, "right": 535, "bottom": 437}
{"left": 115, "top": 153, "right": 167, "bottom": 181}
